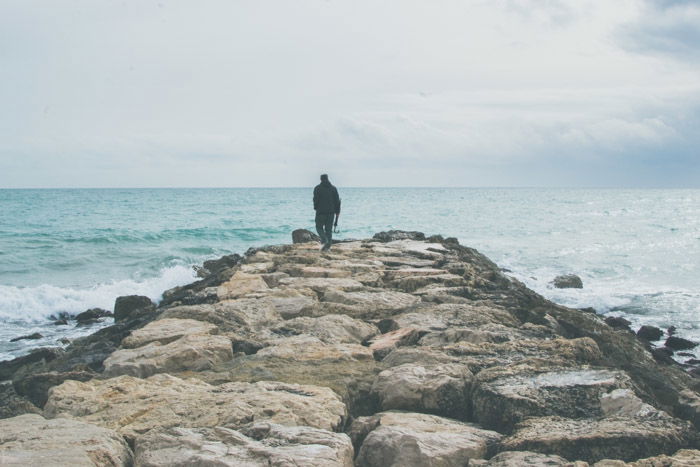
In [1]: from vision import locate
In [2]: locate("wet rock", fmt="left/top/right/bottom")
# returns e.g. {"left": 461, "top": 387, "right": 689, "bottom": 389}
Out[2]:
{"left": 605, "top": 316, "right": 632, "bottom": 331}
{"left": 499, "top": 415, "right": 697, "bottom": 463}
{"left": 668, "top": 326, "right": 677, "bottom": 336}
{"left": 371, "top": 363, "right": 473, "bottom": 418}
{"left": 113, "top": 295, "right": 155, "bottom": 322}
{"left": 552, "top": 274, "right": 583, "bottom": 289}
{"left": 0, "top": 347, "right": 64, "bottom": 381}
{"left": 372, "top": 230, "right": 426, "bottom": 242}
{"left": 12, "top": 370, "right": 94, "bottom": 408}
{"left": 196, "top": 253, "right": 242, "bottom": 278}
{"left": 121, "top": 317, "right": 218, "bottom": 349}
{"left": 103, "top": 333, "right": 233, "bottom": 378}
{"left": 53, "top": 319, "right": 69, "bottom": 325}
{"left": 0, "top": 414, "right": 132, "bottom": 466}
{"left": 637, "top": 325, "right": 664, "bottom": 342}
{"left": 9, "top": 332, "right": 43, "bottom": 342}
{"left": 135, "top": 423, "right": 353, "bottom": 467}
{"left": 292, "top": 228, "right": 322, "bottom": 243}
{"left": 665, "top": 336, "right": 698, "bottom": 351}
{"left": 0, "top": 382, "right": 40, "bottom": 419}
{"left": 74, "top": 308, "right": 112, "bottom": 324}
{"left": 676, "top": 389, "right": 700, "bottom": 430}
{"left": 45, "top": 374, "right": 347, "bottom": 441}
{"left": 353, "top": 411, "right": 502, "bottom": 467}
{"left": 473, "top": 365, "right": 631, "bottom": 432}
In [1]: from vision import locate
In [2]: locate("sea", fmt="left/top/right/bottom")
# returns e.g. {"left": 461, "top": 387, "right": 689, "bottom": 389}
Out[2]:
{"left": 1, "top": 188, "right": 699, "bottom": 363}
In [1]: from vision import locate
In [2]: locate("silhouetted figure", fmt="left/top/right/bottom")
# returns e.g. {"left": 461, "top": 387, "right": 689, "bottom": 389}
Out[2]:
{"left": 313, "top": 174, "right": 341, "bottom": 251}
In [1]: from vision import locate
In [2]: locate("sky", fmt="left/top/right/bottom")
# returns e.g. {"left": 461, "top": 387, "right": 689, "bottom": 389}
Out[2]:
{"left": 0, "top": 0, "right": 699, "bottom": 188}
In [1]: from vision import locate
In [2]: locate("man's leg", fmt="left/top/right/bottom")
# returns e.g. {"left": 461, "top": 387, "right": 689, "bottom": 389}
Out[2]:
{"left": 323, "top": 214, "right": 334, "bottom": 249}
{"left": 315, "top": 213, "right": 327, "bottom": 245}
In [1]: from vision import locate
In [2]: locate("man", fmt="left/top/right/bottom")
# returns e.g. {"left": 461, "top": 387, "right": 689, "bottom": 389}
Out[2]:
{"left": 313, "top": 174, "right": 341, "bottom": 251}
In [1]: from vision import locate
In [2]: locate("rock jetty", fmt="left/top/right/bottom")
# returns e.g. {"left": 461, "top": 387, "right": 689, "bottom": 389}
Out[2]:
{"left": 1, "top": 230, "right": 700, "bottom": 466}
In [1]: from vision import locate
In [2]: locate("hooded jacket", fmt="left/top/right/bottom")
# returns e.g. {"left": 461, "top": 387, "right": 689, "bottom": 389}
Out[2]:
{"left": 313, "top": 180, "right": 341, "bottom": 215}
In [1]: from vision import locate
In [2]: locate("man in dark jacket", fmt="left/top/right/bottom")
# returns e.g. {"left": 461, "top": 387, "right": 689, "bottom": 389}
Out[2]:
{"left": 313, "top": 174, "right": 341, "bottom": 251}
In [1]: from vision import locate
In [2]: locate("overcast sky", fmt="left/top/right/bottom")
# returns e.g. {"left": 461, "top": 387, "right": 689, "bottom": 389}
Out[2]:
{"left": 1, "top": 0, "right": 698, "bottom": 188}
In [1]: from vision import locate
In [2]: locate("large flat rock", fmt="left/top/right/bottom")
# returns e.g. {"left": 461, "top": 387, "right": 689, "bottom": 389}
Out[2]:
{"left": 371, "top": 363, "right": 473, "bottom": 418}
{"left": 103, "top": 333, "right": 233, "bottom": 378}
{"left": 197, "top": 336, "right": 381, "bottom": 417}
{"left": 217, "top": 271, "right": 269, "bottom": 299}
{"left": 44, "top": 374, "right": 347, "bottom": 441}
{"left": 0, "top": 414, "right": 132, "bottom": 466}
{"left": 135, "top": 423, "right": 353, "bottom": 467}
{"left": 272, "top": 314, "right": 379, "bottom": 344}
{"left": 121, "top": 318, "right": 218, "bottom": 349}
{"left": 353, "top": 411, "right": 502, "bottom": 467}
{"left": 473, "top": 365, "right": 632, "bottom": 432}
{"left": 499, "top": 415, "right": 698, "bottom": 463}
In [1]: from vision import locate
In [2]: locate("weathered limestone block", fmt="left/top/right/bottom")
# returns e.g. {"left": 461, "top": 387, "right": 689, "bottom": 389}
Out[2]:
{"left": 353, "top": 411, "right": 502, "bottom": 467}
{"left": 44, "top": 374, "right": 347, "bottom": 441}
{"left": 371, "top": 363, "right": 473, "bottom": 418}
{"left": 384, "top": 239, "right": 448, "bottom": 258}
{"left": 473, "top": 365, "right": 632, "bottom": 432}
{"left": 323, "top": 289, "right": 420, "bottom": 314}
{"left": 135, "top": 423, "right": 353, "bottom": 467}
{"left": 300, "top": 266, "right": 352, "bottom": 278}
{"left": 217, "top": 272, "right": 269, "bottom": 299}
{"left": 279, "top": 277, "right": 365, "bottom": 292}
{"left": 368, "top": 327, "right": 422, "bottom": 360}
{"left": 441, "top": 337, "right": 602, "bottom": 373}
{"left": 499, "top": 416, "right": 698, "bottom": 463}
{"left": 468, "top": 450, "right": 574, "bottom": 466}
{"left": 196, "top": 336, "right": 380, "bottom": 417}
{"left": 600, "top": 389, "right": 659, "bottom": 418}
{"left": 272, "top": 314, "right": 379, "bottom": 344}
{"left": 389, "top": 273, "right": 466, "bottom": 292}
{"left": 0, "top": 414, "right": 132, "bottom": 466}
{"left": 239, "top": 261, "right": 275, "bottom": 274}
{"left": 382, "top": 347, "right": 460, "bottom": 367}
{"left": 392, "top": 303, "right": 521, "bottom": 331}
{"left": 103, "top": 333, "right": 233, "bottom": 378}
{"left": 384, "top": 268, "right": 448, "bottom": 280}
{"left": 592, "top": 449, "right": 700, "bottom": 466}
{"left": 121, "top": 318, "right": 217, "bottom": 349}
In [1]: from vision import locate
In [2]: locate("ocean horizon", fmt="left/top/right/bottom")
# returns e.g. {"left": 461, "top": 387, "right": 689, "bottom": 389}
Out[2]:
{"left": 1, "top": 187, "right": 699, "bottom": 361}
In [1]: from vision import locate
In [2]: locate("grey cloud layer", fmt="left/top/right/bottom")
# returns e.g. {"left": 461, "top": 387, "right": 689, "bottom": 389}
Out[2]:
{"left": 0, "top": 0, "right": 698, "bottom": 187}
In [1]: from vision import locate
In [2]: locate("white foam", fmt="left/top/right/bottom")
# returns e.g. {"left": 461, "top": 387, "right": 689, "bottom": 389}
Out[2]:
{"left": 0, "top": 264, "right": 197, "bottom": 322}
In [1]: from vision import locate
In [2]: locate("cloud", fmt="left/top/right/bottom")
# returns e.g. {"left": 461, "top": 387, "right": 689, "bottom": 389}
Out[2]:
{"left": 617, "top": 0, "right": 700, "bottom": 60}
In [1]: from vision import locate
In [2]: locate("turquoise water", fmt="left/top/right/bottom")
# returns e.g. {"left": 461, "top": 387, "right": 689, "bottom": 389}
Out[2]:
{"left": 1, "top": 188, "right": 699, "bottom": 360}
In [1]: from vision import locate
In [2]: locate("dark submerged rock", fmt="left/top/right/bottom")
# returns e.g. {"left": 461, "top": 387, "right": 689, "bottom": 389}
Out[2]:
{"left": 75, "top": 308, "right": 112, "bottom": 324}
{"left": 372, "top": 230, "right": 426, "bottom": 242}
{"left": 551, "top": 274, "right": 583, "bottom": 289}
{"left": 113, "top": 295, "right": 156, "bottom": 322}
{"left": 10, "top": 332, "right": 43, "bottom": 342}
{"left": 605, "top": 316, "right": 633, "bottom": 331}
{"left": 638, "top": 325, "right": 664, "bottom": 342}
{"left": 292, "top": 229, "right": 320, "bottom": 244}
{"left": 13, "top": 370, "right": 95, "bottom": 407}
{"left": 666, "top": 336, "right": 699, "bottom": 351}
{"left": 0, "top": 348, "right": 63, "bottom": 381}
{"left": 0, "top": 382, "right": 41, "bottom": 419}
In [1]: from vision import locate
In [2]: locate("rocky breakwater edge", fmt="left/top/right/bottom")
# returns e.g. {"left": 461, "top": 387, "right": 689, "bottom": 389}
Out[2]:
{"left": 1, "top": 230, "right": 700, "bottom": 466}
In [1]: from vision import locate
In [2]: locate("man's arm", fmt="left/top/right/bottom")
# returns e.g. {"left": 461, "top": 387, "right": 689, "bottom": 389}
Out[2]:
{"left": 333, "top": 188, "right": 341, "bottom": 226}
{"left": 313, "top": 186, "right": 319, "bottom": 211}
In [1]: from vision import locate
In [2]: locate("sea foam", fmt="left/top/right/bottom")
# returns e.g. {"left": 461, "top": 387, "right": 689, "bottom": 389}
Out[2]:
{"left": 0, "top": 264, "right": 196, "bottom": 322}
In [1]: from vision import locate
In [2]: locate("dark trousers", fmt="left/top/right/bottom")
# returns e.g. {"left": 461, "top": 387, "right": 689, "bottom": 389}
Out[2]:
{"left": 315, "top": 212, "right": 334, "bottom": 245}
